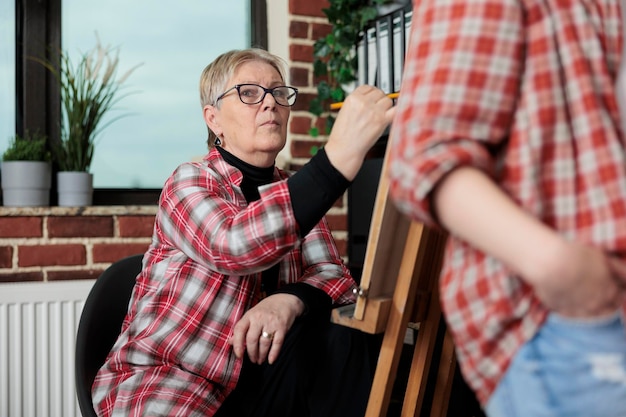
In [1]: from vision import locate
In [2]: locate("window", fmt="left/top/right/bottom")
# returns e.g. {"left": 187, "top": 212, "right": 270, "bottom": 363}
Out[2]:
{"left": 63, "top": 0, "right": 250, "bottom": 188}
{"left": 5, "top": 0, "right": 266, "bottom": 203}
{"left": 0, "top": 0, "right": 15, "bottom": 148}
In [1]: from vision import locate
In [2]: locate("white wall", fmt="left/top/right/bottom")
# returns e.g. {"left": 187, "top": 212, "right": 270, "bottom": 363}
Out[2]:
{"left": 266, "top": 0, "right": 290, "bottom": 65}
{"left": 266, "top": 0, "right": 293, "bottom": 166}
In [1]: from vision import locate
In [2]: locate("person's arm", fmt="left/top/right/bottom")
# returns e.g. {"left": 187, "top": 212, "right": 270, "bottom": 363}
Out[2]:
{"left": 432, "top": 166, "right": 624, "bottom": 317}
{"left": 273, "top": 283, "right": 332, "bottom": 318}
{"left": 156, "top": 162, "right": 300, "bottom": 275}
{"left": 286, "top": 85, "right": 396, "bottom": 237}
{"left": 287, "top": 148, "right": 350, "bottom": 236}
{"left": 232, "top": 215, "right": 354, "bottom": 365}
{"left": 324, "top": 84, "right": 396, "bottom": 181}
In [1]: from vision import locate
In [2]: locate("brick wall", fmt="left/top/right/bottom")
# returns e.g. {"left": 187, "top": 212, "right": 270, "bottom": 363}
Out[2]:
{"left": 0, "top": 1, "right": 353, "bottom": 283}
{"left": 288, "top": 0, "right": 331, "bottom": 165}
{"left": 0, "top": 207, "right": 155, "bottom": 283}
{"left": 287, "top": 0, "right": 352, "bottom": 257}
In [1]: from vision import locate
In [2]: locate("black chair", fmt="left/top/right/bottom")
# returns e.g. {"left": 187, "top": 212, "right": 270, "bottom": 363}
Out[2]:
{"left": 75, "top": 254, "right": 143, "bottom": 417}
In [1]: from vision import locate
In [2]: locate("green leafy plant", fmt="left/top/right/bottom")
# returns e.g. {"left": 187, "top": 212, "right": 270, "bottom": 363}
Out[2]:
{"left": 2, "top": 131, "right": 51, "bottom": 162}
{"left": 309, "top": 0, "right": 384, "bottom": 143}
{"left": 36, "top": 35, "right": 140, "bottom": 172}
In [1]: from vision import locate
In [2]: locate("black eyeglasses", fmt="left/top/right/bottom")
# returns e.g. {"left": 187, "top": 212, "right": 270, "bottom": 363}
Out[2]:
{"left": 214, "top": 84, "right": 298, "bottom": 107}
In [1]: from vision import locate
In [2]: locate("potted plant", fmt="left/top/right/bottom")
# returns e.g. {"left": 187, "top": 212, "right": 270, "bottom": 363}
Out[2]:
{"left": 308, "top": 0, "right": 408, "bottom": 151}
{"left": 1, "top": 131, "right": 52, "bottom": 207}
{"left": 37, "top": 35, "right": 140, "bottom": 206}
{"left": 308, "top": 0, "right": 384, "bottom": 144}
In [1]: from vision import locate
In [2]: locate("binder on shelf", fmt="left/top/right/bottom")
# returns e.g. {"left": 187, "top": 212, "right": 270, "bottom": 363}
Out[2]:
{"left": 377, "top": 18, "right": 392, "bottom": 94}
{"left": 367, "top": 26, "right": 378, "bottom": 86}
{"left": 392, "top": 13, "right": 405, "bottom": 92}
{"left": 357, "top": 33, "right": 367, "bottom": 87}
{"left": 404, "top": 10, "right": 413, "bottom": 55}
{"left": 355, "top": 6, "right": 412, "bottom": 94}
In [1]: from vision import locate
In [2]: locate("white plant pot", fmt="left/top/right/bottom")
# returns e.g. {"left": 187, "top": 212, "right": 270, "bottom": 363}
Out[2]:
{"left": 57, "top": 171, "right": 94, "bottom": 207}
{"left": 1, "top": 161, "right": 52, "bottom": 207}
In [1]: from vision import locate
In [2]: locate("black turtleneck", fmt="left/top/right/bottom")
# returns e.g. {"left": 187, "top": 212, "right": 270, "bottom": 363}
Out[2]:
{"left": 216, "top": 146, "right": 335, "bottom": 314}
{"left": 217, "top": 146, "right": 350, "bottom": 236}
{"left": 217, "top": 146, "right": 275, "bottom": 200}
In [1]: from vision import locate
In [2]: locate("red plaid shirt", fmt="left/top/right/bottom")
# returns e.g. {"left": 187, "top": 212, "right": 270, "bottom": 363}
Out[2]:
{"left": 92, "top": 147, "right": 356, "bottom": 416}
{"left": 389, "top": 0, "right": 626, "bottom": 405}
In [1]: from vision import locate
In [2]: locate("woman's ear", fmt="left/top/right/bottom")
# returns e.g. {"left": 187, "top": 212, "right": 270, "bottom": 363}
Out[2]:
{"left": 203, "top": 105, "right": 221, "bottom": 137}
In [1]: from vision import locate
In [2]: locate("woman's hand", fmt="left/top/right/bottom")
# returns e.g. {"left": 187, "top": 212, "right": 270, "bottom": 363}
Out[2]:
{"left": 230, "top": 293, "right": 305, "bottom": 365}
{"left": 530, "top": 241, "right": 626, "bottom": 318}
{"left": 324, "top": 85, "right": 396, "bottom": 181}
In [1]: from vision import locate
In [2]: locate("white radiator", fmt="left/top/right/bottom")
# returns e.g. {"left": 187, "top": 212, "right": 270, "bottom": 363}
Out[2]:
{"left": 0, "top": 279, "right": 95, "bottom": 417}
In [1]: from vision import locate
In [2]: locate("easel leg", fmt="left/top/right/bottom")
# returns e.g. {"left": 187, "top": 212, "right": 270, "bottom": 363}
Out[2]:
{"left": 429, "top": 330, "right": 456, "bottom": 417}
{"left": 400, "top": 291, "right": 442, "bottom": 417}
{"left": 365, "top": 223, "right": 427, "bottom": 417}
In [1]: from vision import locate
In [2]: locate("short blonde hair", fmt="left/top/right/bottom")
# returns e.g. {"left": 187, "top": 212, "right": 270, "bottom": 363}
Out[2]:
{"left": 199, "top": 48, "right": 288, "bottom": 148}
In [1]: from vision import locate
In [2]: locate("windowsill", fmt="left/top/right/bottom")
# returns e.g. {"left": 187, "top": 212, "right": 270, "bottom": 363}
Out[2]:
{"left": 0, "top": 205, "right": 158, "bottom": 216}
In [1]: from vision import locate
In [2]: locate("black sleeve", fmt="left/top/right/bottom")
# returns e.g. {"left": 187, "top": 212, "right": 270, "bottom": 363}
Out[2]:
{"left": 287, "top": 148, "right": 351, "bottom": 236}
{"left": 273, "top": 282, "right": 332, "bottom": 319}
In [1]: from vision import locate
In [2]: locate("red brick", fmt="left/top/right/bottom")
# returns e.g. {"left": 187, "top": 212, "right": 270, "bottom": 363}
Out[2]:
{"left": 311, "top": 23, "right": 332, "bottom": 41}
{"left": 291, "top": 139, "right": 326, "bottom": 159}
{"left": 290, "top": 91, "right": 316, "bottom": 113}
{"left": 48, "top": 216, "right": 114, "bottom": 238}
{"left": 334, "top": 238, "right": 347, "bottom": 257}
{"left": 326, "top": 213, "right": 347, "bottom": 231}
{"left": 333, "top": 195, "right": 345, "bottom": 208}
{"left": 289, "top": 66, "right": 310, "bottom": 88}
{"left": 289, "top": 0, "right": 328, "bottom": 18}
{"left": 92, "top": 243, "right": 149, "bottom": 263}
{"left": 118, "top": 215, "right": 155, "bottom": 238}
{"left": 48, "top": 269, "right": 103, "bottom": 281}
{"left": 289, "top": 21, "right": 309, "bottom": 39}
{"left": 315, "top": 116, "right": 331, "bottom": 136}
{"left": 0, "top": 217, "right": 42, "bottom": 238}
{"left": 288, "top": 162, "right": 304, "bottom": 171}
{"left": 312, "top": 71, "right": 330, "bottom": 86}
{"left": 19, "top": 244, "right": 86, "bottom": 267}
{"left": 0, "top": 271, "right": 43, "bottom": 283}
{"left": 0, "top": 246, "right": 12, "bottom": 268}
{"left": 290, "top": 116, "right": 314, "bottom": 135}
{"left": 290, "top": 44, "right": 314, "bottom": 63}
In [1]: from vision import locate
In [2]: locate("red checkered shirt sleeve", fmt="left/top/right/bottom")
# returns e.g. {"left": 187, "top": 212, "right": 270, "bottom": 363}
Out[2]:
{"left": 157, "top": 157, "right": 355, "bottom": 304}
{"left": 158, "top": 162, "right": 300, "bottom": 274}
{"left": 283, "top": 213, "right": 357, "bottom": 306}
{"left": 389, "top": 0, "right": 525, "bottom": 226}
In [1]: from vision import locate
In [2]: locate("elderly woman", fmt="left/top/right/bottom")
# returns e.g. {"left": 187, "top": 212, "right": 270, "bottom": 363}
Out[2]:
{"left": 92, "top": 48, "right": 395, "bottom": 417}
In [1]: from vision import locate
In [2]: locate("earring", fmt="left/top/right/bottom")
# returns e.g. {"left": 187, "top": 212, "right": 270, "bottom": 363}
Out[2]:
{"left": 214, "top": 137, "right": 222, "bottom": 146}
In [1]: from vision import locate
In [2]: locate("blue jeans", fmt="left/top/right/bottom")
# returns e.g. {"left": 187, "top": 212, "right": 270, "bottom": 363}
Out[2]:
{"left": 485, "top": 311, "right": 626, "bottom": 417}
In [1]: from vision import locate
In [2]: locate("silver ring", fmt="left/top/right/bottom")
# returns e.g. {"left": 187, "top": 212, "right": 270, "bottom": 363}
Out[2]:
{"left": 261, "top": 330, "right": 274, "bottom": 340}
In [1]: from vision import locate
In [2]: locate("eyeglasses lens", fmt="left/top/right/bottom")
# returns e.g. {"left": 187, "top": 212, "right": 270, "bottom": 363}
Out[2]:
{"left": 238, "top": 85, "right": 297, "bottom": 106}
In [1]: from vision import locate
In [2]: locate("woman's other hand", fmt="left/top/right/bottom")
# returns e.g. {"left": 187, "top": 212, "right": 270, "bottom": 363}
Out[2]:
{"left": 324, "top": 85, "right": 396, "bottom": 181}
{"left": 530, "top": 242, "right": 626, "bottom": 318}
{"left": 230, "top": 293, "right": 305, "bottom": 365}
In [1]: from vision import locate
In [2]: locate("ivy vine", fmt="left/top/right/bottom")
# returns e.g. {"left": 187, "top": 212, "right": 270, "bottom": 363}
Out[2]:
{"left": 308, "top": 0, "right": 385, "bottom": 141}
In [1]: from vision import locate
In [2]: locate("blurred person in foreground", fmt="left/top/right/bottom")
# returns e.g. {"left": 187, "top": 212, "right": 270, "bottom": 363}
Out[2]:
{"left": 388, "top": 1, "right": 626, "bottom": 416}
{"left": 92, "top": 47, "right": 395, "bottom": 417}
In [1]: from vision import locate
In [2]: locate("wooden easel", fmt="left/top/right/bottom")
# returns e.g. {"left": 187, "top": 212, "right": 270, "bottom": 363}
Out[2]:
{"left": 332, "top": 138, "right": 455, "bottom": 417}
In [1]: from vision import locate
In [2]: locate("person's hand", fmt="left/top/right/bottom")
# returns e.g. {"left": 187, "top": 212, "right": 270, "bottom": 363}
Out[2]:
{"left": 324, "top": 85, "right": 396, "bottom": 181}
{"left": 530, "top": 242, "right": 626, "bottom": 318}
{"left": 230, "top": 293, "right": 304, "bottom": 365}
